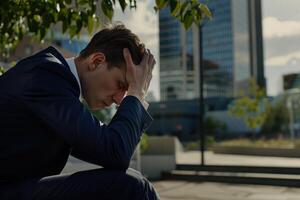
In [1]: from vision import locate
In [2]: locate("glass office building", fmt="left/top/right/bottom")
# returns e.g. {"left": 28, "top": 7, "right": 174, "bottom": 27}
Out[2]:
{"left": 159, "top": 0, "right": 264, "bottom": 100}
{"left": 159, "top": 8, "right": 183, "bottom": 100}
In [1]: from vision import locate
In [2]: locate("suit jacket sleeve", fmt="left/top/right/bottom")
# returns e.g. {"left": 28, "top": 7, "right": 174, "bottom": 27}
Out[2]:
{"left": 21, "top": 64, "right": 153, "bottom": 170}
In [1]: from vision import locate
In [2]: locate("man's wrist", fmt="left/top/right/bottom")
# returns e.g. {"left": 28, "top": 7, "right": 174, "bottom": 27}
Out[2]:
{"left": 126, "top": 91, "right": 149, "bottom": 110}
{"left": 127, "top": 89, "right": 145, "bottom": 102}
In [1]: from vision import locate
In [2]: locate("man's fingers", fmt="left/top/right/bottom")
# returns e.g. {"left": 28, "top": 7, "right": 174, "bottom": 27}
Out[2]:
{"left": 123, "top": 48, "right": 134, "bottom": 68}
{"left": 149, "top": 55, "right": 155, "bottom": 68}
{"left": 141, "top": 49, "right": 150, "bottom": 66}
{"left": 148, "top": 53, "right": 154, "bottom": 64}
{"left": 124, "top": 46, "right": 155, "bottom": 96}
{"left": 145, "top": 73, "right": 153, "bottom": 92}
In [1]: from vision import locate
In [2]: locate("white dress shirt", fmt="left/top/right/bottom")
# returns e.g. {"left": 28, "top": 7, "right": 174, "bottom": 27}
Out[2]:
{"left": 66, "top": 57, "right": 83, "bottom": 101}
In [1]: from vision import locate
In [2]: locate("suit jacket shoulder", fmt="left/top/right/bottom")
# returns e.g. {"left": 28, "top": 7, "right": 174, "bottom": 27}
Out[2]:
{"left": 0, "top": 46, "right": 80, "bottom": 99}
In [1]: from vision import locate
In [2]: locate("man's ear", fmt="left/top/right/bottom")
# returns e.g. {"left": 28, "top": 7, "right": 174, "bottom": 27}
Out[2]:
{"left": 88, "top": 52, "right": 106, "bottom": 71}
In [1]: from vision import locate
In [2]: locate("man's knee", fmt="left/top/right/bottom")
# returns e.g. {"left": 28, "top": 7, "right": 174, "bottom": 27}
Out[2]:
{"left": 79, "top": 168, "right": 160, "bottom": 200}
{"left": 124, "top": 168, "right": 160, "bottom": 200}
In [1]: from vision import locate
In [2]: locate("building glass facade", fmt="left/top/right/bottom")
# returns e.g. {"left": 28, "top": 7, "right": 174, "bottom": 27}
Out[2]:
{"left": 159, "top": 0, "right": 264, "bottom": 100}
{"left": 202, "top": 0, "right": 234, "bottom": 97}
{"left": 159, "top": 8, "right": 183, "bottom": 100}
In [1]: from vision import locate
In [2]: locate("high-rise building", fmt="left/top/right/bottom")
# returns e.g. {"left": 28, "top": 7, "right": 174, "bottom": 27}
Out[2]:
{"left": 159, "top": 0, "right": 265, "bottom": 101}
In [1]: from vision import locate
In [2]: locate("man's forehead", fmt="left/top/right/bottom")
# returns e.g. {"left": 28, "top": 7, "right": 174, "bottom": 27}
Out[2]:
{"left": 114, "top": 64, "right": 128, "bottom": 88}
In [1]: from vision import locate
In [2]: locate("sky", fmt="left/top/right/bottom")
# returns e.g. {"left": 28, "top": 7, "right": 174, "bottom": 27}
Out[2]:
{"left": 262, "top": 0, "right": 300, "bottom": 96}
{"left": 113, "top": 0, "right": 300, "bottom": 99}
{"left": 112, "top": 0, "right": 160, "bottom": 100}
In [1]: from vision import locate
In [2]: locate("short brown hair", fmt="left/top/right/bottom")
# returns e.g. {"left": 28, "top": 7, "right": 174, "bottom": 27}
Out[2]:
{"left": 79, "top": 23, "right": 145, "bottom": 69}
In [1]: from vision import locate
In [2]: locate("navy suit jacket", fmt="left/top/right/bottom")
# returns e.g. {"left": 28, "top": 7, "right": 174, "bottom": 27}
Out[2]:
{"left": 0, "top": 46, "right": 153, "bottom": 182}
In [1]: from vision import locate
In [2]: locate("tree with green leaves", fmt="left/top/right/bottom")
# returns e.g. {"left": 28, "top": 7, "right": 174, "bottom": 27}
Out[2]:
{"left": 204, "top": 116, "right": 227, "bottom": 136}
{"left": 0, "top": 67, "right": 5, "bottom": 76}
{"left": 0, "top": 0, "right": 211, "bottom": 57}
{"left": 260, "top": 98, "right": 289, "bottom": 138}
{"left": 229, "top": 78, "right": 270, "bottom": 131}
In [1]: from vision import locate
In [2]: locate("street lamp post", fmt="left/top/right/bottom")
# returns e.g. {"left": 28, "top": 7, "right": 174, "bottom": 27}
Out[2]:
{"left": 199, "top": 25, "right": 205, "bottom": 166}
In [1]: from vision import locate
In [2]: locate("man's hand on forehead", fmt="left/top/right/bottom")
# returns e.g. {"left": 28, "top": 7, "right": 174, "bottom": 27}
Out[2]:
{"left": 123, "top": 48, "right": 156, "bottom": 103}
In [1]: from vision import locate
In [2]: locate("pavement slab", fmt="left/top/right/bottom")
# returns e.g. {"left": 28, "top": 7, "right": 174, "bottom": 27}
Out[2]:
{"left": 177, "top": 151, "right": 300, "bottom": 167}
{"left": 63, "top": 151, "right": 300, "bottom": 200}
{"left": 153, "top": 181, "right": 300, "bottom": 200}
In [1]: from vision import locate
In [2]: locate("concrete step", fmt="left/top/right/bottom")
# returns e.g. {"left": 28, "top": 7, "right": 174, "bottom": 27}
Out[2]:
{"left": 176, "top": 164, "right": 300, "bottom": 174}
{"left": 162, "top": 170, "right": 300, "bottom": 187}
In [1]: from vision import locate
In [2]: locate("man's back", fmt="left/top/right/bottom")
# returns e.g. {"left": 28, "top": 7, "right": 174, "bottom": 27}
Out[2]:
{"left": 0, "top": 47, "right": 78, "bottom": 182}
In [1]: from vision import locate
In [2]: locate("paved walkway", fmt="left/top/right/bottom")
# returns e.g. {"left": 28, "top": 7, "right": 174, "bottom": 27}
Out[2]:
{"left": 63, "top": 151, "right": 300, "bottom": 200}
{"left": 153, "top": 180, "right": 300, "bottom": 200}
{"left": 63, "top": 150, "right": 300, "bottom": 174}
{"left": 177, "top": 151, "right": 300, "bottom": 167}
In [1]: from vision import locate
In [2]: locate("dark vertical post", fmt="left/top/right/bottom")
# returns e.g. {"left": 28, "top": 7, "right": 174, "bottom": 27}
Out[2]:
{"left": 199, "top": 25, "right": 205, "bottom": 166}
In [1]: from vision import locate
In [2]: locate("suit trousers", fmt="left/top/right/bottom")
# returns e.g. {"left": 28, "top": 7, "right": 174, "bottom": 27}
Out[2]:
{"left": 0, "top": 168, "right": 160, "bottom": 200}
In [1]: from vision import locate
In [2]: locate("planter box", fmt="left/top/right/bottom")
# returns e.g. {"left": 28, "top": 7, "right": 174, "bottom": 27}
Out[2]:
{"left": 141, "top": 136, "right": 180, "bottom": 179}
{"left": 213, "top": 145, "right": 300, "bottom": 158}
{"left": 141, "top": 155, "right": 175, "bottom": 180}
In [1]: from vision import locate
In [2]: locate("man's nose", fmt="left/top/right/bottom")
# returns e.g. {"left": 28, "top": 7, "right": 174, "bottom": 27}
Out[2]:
{"left": 113, "top": 90, "right": 127, "bottom": 105}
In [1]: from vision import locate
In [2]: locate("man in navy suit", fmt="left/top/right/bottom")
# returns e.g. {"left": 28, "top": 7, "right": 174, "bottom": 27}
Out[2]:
{"left": 0, "top": 24, "right": 159, "bottom": 199}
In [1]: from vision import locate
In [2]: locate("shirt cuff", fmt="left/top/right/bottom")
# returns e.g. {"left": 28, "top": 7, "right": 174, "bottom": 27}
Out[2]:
{"left": 123, "top": 95, "right": 153, "bottom": 132}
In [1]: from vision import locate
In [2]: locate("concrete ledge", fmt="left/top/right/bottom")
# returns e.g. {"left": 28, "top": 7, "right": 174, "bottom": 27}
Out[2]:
{"left": 213, "top": 145, "right": 300, "bottom": 157}
{"left": 176, "top": 164, "right": 300, "bottom": 174}
{"left": 141, "top": 155, "right": 176, "bottom": 180}
{"left": 141, "top": 136, "right": 180, "bottom": 179}
{"left": 143, "top": 136, "right": 180, "bottom": 155}
{"left": 162, "top": 170, "right": 300, "bottom": 187}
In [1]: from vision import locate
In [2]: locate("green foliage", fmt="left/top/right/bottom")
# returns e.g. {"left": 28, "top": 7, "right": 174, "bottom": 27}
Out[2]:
{"left": 155, "top": 0, "right": 212, "bottom": 29}
{"left": 0, "top": 0, "right": 211, "bottom": 57}
{"left": 204, "top": 116, "right": 227, "bottom": 135}
{"left": 218, "top": 138, "right": 295, "bottom": 148}
{"left": 184, "top": 136, "right": 215, "bottom": 151}
{"left": 185, "top": 141, "right": 199, "bottom": 151}
{"left": 0, "top": 0, "right": 99, "bottom": 57}
{"left": 0, "top": 66, "right": 5, "bottom": 76}
{"left": 90, "top": 108, "right": 111, "bottom": 124}
{"left": 140, "top": 133, "right": 149, "bottom": 154}
{"left": 82, "top": 100, "right": 111, "bottom": 123}
{"left": 229, "top": 78, "right": 270, "bottom": 129}
{"left": 260, "top": 99, "right": 289, "bottom": 136}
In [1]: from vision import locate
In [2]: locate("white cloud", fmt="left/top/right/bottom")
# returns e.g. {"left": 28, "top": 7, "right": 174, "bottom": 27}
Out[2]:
{"left": 112, "top": 0, "right": 160, "bottom": 100}
{"left": 263, "top": 0, "right": 300, "bottom": 21}
{"left": 263, "top": 2, "right": 300, "bottom": 97}
{"left": 263, "top": 17, "right": 300, "bottom": 39}
{"left": 266, "top": 51, "right": 300, "bottom": 66}
{"left": 114, "top": 1, "right": 158, "bottom": 36}
{"left": 113, "top": 0, "right": 158, "bottom": 42}
{"left": 265, "top": 63, "right": 300, "bottom": 96}
{"left": 265, "top": 51, "right": 300, "bottom": 96}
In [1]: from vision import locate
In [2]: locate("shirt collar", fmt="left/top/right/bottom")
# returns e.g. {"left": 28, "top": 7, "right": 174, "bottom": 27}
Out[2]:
{"left": 66, "top": 57, "right": 83, "bottom": 101}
